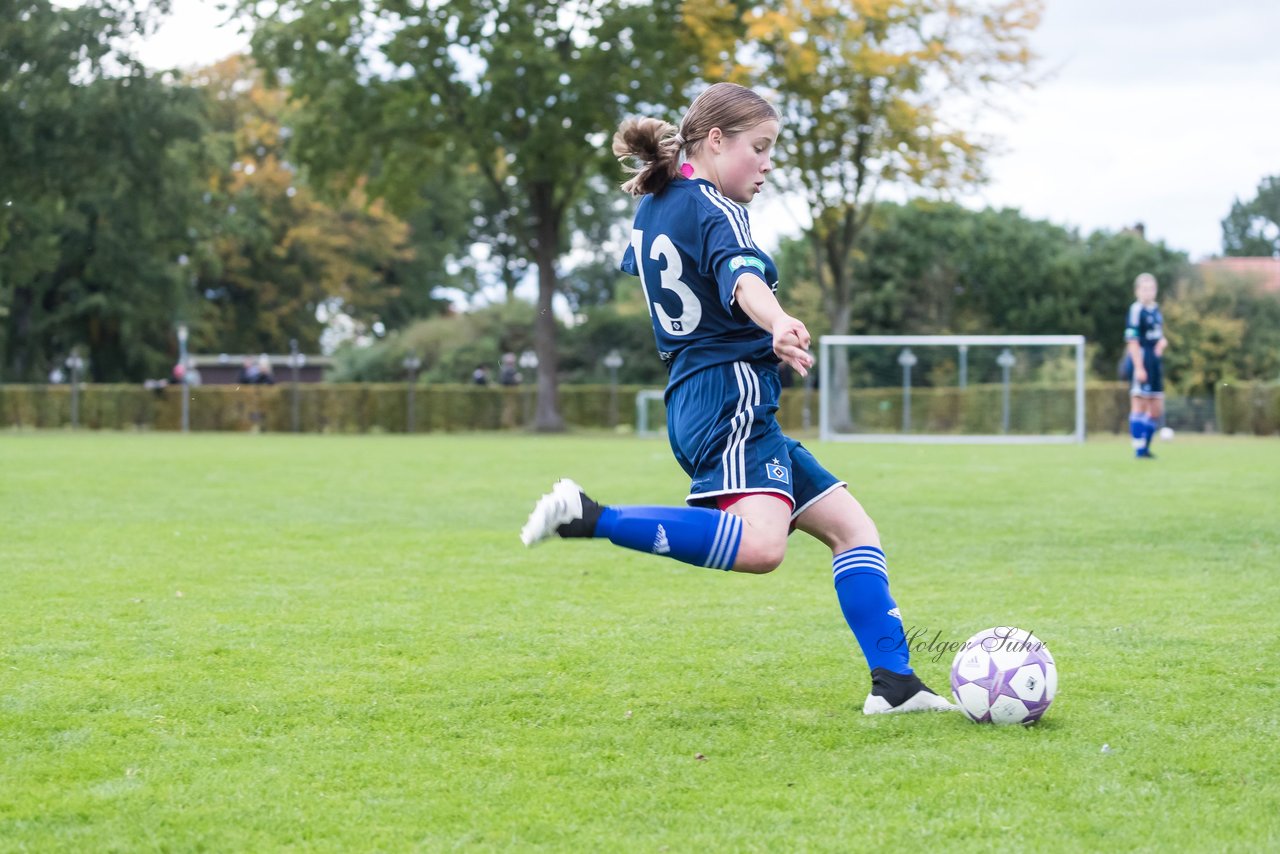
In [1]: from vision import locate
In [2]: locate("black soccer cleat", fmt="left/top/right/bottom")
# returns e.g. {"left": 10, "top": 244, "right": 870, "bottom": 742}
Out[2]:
{"left": 862, "top": 667, "right": 959, "bottom": 715}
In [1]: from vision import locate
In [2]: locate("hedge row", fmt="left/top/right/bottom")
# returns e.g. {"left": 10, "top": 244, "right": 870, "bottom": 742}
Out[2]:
{"left": 825, "top": 383, "right": 1131, "bottom": 436}
{"left": 1216, "top": 382, "right": 1280, "bottom": 435}
{"left": 2, "top": 381, "right": 1272, "bottom": 435}
{"left": 0, "top": 384, "right": 635, "bottom": 433}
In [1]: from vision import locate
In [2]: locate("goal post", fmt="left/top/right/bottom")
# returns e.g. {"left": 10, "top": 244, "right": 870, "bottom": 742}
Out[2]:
{"left": 818, "top": 335, "right": 1087, "bottom": 444}
{"left": 635, "top": 389, "right": 667, "bottom": 438}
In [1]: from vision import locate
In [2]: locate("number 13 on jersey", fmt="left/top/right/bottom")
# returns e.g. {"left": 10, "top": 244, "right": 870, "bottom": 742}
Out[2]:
{"left": 631, "top": 228, "right": 702, "bottom": 336}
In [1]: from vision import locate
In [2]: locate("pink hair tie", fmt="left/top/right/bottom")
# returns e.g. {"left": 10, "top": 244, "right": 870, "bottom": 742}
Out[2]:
{"left": 679, "top": 162, "right": 694, "bottom": 179}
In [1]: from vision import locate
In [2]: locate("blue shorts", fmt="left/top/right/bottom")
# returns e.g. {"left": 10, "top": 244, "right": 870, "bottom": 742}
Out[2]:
{"left": 1130, "top": 351, "right": 1164, "bottom": 397}
{"left": 666, "top": 360, "right": 845, "bottom": 518}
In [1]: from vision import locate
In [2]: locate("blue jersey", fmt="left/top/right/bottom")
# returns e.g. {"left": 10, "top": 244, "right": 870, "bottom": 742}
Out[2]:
{"left": 1124, "top": 301, "right": 1164, "bottom": 354}
{"left": 620, "top": 178, "right": 778, "bottom": 392}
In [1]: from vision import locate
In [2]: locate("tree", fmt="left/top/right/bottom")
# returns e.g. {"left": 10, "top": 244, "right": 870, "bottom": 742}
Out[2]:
{"left": 235, "top": 0, "right": 697, "bottom": 429}
{"left": 689, "top": 0, "right": 1040, "bottom": 423}
{"left": 1162, "top": 272, "right": 1280, "bottom": 395}
{"left": 559, "top": 302, "right": 669, "bottom": 386}
{"left": 777, "top": 200, "right": 1190, "bottom": 379}
{"left": 1, "top": 0, "right": 210, "bottom": 381}
{"left": 185, "top": 56, "right": 421, "bottom": 355}
{"left": 329, "top": 300, "right": 540, "bottom": 384}
{"left": 1222, "top": 174, "right": 1280, "bottom": 258}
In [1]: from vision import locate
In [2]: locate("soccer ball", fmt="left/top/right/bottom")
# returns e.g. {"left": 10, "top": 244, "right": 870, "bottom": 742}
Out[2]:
{"left": 950, "top": 626, "right": 1057, "bottom": 724}
{"left": 1159, "top": 426, "right": 1174, "bottom": 441}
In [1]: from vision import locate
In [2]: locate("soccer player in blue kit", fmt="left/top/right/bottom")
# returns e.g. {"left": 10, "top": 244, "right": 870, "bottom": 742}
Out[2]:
{"left": 1125, "top": 273, "right": 1168, "bottom": 459}
{"left": 522, "top": 83, "right": 955, "bottom": 714}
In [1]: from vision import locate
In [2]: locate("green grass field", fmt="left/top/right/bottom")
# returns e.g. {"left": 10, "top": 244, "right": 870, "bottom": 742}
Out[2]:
{"left": 2, "top": 432, "right": 1278, "bottom": 851}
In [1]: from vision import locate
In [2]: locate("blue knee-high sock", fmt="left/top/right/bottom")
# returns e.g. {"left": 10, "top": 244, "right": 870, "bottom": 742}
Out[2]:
{"left": 595, "top": 506, "right": 742, "bottom": 570}
{"left": 1141, "top": 413, "right": 1158, "bottom": 451}
{"left": 1129, "top": 413, "right": 1146, "bottom": 454}
{"left": 832, "top": 546, "right": 912, "bottom": 674}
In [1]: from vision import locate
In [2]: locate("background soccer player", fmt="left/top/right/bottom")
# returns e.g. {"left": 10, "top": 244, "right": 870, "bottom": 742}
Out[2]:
{"left": 522, "top": 83, "right": 955, "bottom": 715}
{"left": 1125, "top": 272, "right": 1168, "bottom": 458}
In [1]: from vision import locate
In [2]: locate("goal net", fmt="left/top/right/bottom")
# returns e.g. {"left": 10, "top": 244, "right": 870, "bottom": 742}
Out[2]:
{"left": 819, "top": 335, "right": 1087, "bottom": 443}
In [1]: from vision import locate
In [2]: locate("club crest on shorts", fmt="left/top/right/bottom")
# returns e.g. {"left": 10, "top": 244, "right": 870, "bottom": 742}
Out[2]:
{"left": 765, "top": 459, "right": 789, "bottom": 484}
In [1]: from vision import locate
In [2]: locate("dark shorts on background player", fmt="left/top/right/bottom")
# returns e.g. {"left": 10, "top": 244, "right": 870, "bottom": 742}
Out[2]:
{"left": 1130, "top": 352, "right": 1164, "bottom": 397}
{"left": 666, "top": 359, "right": 845, "bottom": 518}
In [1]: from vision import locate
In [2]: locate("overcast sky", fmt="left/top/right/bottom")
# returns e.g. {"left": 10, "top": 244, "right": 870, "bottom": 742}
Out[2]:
{"left": 138, "top": 0, "right": 1280, "bottom": 260}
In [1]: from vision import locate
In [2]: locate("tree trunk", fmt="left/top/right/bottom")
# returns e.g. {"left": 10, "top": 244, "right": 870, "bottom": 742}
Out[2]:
{"left": 825, "top": 298, "right": 855, "bottom": 433}
{"left": 502, "top": 263, "right": 519, "bottom": 303}
{"left": 7, "top": 287, "right": 33, "bottom": 381}
{"left": 529, "top": 183, "right": 565, "bottom": 432}
{"left": 814, "top": 229, "right": 855, "bottom": 431}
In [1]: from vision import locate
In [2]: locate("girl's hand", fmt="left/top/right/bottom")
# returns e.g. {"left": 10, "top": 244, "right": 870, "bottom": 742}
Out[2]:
{"left": 772, "top": 316, "right": 813, "bottom": 376}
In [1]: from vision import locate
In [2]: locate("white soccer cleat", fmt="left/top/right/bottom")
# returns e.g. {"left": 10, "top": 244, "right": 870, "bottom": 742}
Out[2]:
{"left": 863, "top": 690, "right": 960, "bottom": 715}
{"left": 520, "top": 478, "right": 586, "bottom": 546}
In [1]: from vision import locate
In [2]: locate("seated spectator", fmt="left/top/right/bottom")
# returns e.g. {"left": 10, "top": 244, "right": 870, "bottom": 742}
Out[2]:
{"left": 256, "top": 354, "right": 275, "bottom": 385}
{"left": 238, "top": 358, "right": 261, "bottom": 384}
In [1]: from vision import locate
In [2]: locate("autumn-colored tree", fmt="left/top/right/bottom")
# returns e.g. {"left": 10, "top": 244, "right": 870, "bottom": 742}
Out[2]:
{"left": 1162, "top": 273, "right": 1280, "bottom": 396}
{"left": 687, "top": 0, "right": 1040, "bottom": 421}
{"left": 186, "top": 57, "right": 419, "bottom": 355}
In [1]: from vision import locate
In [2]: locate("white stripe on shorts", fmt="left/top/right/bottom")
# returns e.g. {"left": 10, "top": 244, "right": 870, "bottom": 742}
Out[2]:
{"left": 721, "top": 364, "right": 745, "bottom": 490}
{"left": 721, "top": 362, "right": 759, "bottom": 492}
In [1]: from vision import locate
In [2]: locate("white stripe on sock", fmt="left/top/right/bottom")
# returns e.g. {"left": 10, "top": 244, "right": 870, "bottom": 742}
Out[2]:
{"left": 833, "top": 548, "right": 888, "bottom": 581}
{"left": 706, "top": 512, "right": 730, "bottom": 568}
